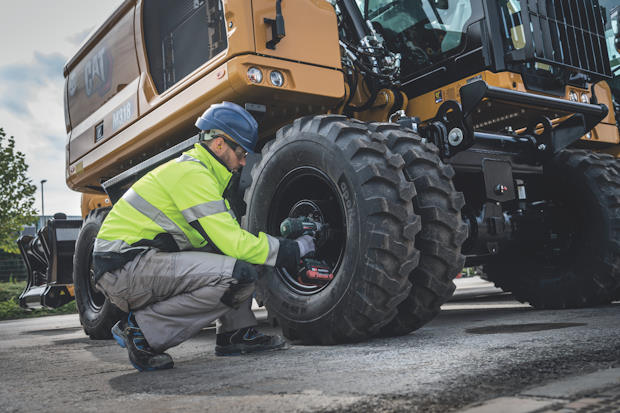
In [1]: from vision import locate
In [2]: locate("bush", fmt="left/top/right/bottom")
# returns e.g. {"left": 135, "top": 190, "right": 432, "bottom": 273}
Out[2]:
{"left": 0, "top": 281, "right": 77, "bottom": 320}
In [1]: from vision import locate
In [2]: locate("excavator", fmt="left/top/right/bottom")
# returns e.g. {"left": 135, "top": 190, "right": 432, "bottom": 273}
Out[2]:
{"left": 18, "top": 0, "right": 620, "bottom": 344}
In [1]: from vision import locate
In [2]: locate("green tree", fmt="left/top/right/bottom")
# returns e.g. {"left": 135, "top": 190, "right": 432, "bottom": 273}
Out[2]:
{"left": 0, "top": 128, "right": 37, "bottom": 253}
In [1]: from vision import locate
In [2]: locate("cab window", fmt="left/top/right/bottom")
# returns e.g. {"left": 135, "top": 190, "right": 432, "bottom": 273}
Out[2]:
{"left": 359, "top": 0, "right": 474, "bottom": 76}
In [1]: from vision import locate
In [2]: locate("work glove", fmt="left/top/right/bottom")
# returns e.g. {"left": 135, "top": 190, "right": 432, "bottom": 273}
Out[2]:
{"left": 275, "top": 238, "right": 301, "bottom": 274}
{"left": 296, "top": 235, "right": 315, "bottom": 258}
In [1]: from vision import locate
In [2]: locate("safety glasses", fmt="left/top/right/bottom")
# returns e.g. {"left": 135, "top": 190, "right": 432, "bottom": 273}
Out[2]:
{"left": 215, "top": 134, "right": 248, "bottom": 160}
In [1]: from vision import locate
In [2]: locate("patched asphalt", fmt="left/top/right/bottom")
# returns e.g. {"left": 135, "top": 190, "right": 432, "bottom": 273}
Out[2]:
{"left": 1, "top": 287, "right": 618, "bottom": 413}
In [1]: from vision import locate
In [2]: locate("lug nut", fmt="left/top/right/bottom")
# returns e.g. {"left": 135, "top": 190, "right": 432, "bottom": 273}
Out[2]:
{"left": 448, "top": 128, "right": 464, "bottom": 146}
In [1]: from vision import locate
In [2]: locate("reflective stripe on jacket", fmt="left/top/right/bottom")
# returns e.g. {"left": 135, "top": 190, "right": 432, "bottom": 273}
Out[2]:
{"left": 93, "top": 143, "right": 279, "bottom": 278}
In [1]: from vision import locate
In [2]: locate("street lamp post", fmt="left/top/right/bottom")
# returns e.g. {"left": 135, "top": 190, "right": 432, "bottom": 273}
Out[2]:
{"left": 40, "top": 179, "right": 47, "bottom": 225}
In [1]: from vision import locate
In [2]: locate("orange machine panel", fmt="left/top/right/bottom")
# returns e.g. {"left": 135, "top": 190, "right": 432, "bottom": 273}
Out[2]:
{"left": 67, "top": 54, "right": 345, "bottom": 192}
{"left": 134, "top": 0, "right": 258, "bottom": 116}
{"left": 253, "top": 0, "right": 341, "bottom": 70}
{"left": 66, "top": 5, "right": 139, "bottom": 140}
{"left": 590, "top": 81, "right": 620, "bottom": 144}
{"left": 81, "top": 194, "right": 111, "bottom": 218}
{"left": 65, "top": 0, "right": 346, "bottom": 193}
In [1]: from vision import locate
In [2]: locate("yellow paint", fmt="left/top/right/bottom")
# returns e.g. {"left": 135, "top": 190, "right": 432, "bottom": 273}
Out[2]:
{"left": 252, "top": 0, "right": 341, "bottom": 69}
{"left": 81, "top": 193, "right": 111, "bottom": 218}
{"left": 355, "top": 89, "right": 405, "bottom": 122}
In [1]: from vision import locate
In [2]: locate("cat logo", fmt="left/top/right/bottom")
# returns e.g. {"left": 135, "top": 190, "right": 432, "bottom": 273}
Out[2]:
{"left": 84, "top": 47, "right": 112, "bottom": 97}
{"left": 68, "top": 72, "right": 77, "bottom": 97}
{"left": 434, "top": 90, "right": 443, "bottom": 104}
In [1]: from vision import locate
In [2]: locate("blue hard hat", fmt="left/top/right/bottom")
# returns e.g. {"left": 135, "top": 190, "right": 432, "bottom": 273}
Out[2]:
{"left": 195, "top": 101, "right": 258, "bottom": 153}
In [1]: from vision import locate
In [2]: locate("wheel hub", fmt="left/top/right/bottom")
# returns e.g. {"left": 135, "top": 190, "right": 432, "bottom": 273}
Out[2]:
{"left": 268, "top": 167, "right": 346, "bottom": 295}
{"left": 289, "top": 200, "right": 325, "bottom": 225}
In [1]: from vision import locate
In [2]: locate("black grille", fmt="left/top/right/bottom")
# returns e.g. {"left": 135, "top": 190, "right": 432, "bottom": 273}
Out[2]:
{"left": 516, "top": 0, "right": 611, "bottom": 78}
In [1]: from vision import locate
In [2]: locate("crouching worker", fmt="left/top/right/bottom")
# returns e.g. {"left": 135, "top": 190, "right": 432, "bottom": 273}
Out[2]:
{"left": 93, "top": 102, "right": 315, "bottom": 372}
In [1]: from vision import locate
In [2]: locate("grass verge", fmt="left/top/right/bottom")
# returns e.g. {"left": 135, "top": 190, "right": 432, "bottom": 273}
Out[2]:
{"left": 0, "top": 281, "right": 77, "bottom": 321}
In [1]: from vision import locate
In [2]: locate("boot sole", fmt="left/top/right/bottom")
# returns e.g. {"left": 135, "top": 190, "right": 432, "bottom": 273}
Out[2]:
{"left": 128, "top": 353, "right": 174, "bottom": 372}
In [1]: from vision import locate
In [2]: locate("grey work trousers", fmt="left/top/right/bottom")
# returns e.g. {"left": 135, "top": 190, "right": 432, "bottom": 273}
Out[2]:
{"left": 96, "top": 249, "right": 257, "bottom": 352}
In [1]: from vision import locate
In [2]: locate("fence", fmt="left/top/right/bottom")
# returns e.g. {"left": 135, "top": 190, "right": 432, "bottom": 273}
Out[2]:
{"left": 0, "top": 215, "right": 83, "bottom": 282}
{"left": 0, "top": 252, "right": 27, "bottom": 281}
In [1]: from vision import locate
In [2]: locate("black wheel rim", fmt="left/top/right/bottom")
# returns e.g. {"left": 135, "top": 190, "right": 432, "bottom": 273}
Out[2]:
{"left": 86, "top": 247, "right": 106, "bottom": 310}
{"left": 267, "top": 166, "right": 347, "bottom": 295}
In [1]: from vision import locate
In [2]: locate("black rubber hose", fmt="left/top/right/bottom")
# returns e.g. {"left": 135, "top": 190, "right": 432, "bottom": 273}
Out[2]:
{"left": 346, "top": 76, "right": 378, "bottom": 112}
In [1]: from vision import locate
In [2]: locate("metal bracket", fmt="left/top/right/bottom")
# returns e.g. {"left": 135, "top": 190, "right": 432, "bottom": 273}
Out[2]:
{"left": 482, "top": 159, "right": 515, "bottom": 203}
{"left": 416, "top": 100, "right": 474, "bottom": 159}
{"left": 264, "top": 0, "right": 285, "bottom": 50}
{"left": 458, "top": 80, "right": 609, "bottom": 163}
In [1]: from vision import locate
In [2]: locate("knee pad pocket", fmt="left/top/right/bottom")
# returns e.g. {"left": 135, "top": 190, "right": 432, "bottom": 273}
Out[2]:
{"left": 231, "top": 261, "right": 258, "bottom": 284}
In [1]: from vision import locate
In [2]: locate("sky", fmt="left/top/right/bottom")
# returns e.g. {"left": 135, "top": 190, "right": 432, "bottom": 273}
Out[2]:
{"left": 0, "top": 0, "right": 123, "bottom": 217}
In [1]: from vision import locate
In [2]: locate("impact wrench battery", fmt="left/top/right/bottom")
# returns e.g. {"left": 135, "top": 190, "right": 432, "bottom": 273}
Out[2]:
{"left": 301, "top": 258, "right": 334, "bottom": 285}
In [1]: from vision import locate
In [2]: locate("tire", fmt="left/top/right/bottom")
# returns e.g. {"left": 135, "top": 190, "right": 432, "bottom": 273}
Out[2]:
{"left": 73, "top": 207, "right": 124, "bottom": 339}
{"left": 484, "top": 149, "right": 620, "bottom": 308}
{"left": 243, "top": 115, "right": 420, "bottom": 344}
{"left": 603, "top": 156, "right": 620, "bottom": 301}
{"left": 369, "top": 123, "right": 467, "bottom": 336}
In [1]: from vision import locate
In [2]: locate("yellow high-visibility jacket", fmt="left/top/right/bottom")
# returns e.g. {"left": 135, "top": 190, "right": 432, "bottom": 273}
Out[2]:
{"left": 93, "top": 143, "right": 279, "bottom": 279}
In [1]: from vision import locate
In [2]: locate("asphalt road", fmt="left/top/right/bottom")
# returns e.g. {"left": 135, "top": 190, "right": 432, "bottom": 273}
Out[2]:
{"left": 1, "top": 284, "right": 619, "bottom": 413}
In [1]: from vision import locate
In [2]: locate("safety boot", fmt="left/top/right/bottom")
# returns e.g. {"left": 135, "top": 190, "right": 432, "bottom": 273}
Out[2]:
{"left": 111, "top": 312, "right": 174, "bottom": 372}
{"left": 215, "top": 327, "right": 286, "bottom": 356}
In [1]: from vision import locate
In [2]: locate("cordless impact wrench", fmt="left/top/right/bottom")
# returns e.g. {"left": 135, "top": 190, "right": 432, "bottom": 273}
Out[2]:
{"left": 279, "top": 217, "right": 334, "bottom": 284}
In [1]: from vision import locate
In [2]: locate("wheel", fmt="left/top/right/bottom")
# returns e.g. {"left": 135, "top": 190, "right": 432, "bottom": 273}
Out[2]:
{"left": 370, "top": 123, "right": 467, "bottom": 336}
{"left": 484, "top": 150, "right": 620, "bottom": 308}
{"left": 73, "top": 207, "right": 124, "bottom": 339}
{"left": 243, "top": 115, "right": 420, "bottom": 344}
{"left": 603, "top": 157, "right": 620, "bottom": 301}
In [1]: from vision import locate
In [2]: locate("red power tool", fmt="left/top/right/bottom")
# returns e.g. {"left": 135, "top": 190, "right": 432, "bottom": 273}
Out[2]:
{"left": 300, "top": 258, "right": 334, "bottom": 285}
{"left": 279, "top": 216, "right": 334, "bottom": 285}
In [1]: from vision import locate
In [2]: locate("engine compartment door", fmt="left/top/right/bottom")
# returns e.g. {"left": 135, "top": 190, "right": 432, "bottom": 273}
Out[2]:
{"left": 252, "top": 0, "right": 342, "bottom": 70}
